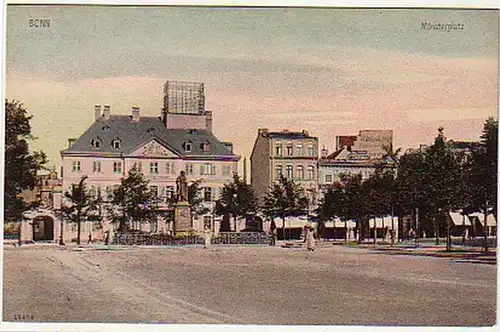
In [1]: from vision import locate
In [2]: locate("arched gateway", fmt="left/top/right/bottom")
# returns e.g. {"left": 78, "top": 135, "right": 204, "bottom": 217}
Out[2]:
{"left": 21, "top": 209, "right": 58, "bottom": 243}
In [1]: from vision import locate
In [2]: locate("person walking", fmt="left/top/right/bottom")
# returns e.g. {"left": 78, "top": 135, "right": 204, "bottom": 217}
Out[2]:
{"left": 203, "top": 225, "right": 212, "bottom": 249}
{"left": 270, "top": 220, "right": 277, "bottom": 246}
{"left": 305, "top": 225, "right": 316, "bottom": 252}
{"left": 104, "top": 230, "right": 110, "bottom": 245}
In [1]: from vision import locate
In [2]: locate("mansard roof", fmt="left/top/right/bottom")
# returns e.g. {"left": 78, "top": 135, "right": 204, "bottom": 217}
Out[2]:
{"left": 61, "top": 115, "right": 237, "bottom": 158}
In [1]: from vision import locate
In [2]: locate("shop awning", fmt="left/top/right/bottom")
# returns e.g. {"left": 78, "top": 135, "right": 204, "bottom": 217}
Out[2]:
{"left": 449, "top": 211, "right": 472, "bottom": 226}
{"left": 470, "top": 213, "right": 497, "bottom": 227}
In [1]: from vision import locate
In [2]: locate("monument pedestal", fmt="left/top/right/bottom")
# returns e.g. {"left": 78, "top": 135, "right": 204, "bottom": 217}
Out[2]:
{"left": 174, "top": 201, "right": 191, "bottom": 233}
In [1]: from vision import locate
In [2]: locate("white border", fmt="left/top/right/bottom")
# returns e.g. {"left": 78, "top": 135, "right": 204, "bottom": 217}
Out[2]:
{"left": 1, "top": 1, "right": 499, "bottom": 332}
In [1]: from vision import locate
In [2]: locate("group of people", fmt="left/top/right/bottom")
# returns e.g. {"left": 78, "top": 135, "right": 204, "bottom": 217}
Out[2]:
{"left": 269, "top": 220, "right": 316, "bottom": 252}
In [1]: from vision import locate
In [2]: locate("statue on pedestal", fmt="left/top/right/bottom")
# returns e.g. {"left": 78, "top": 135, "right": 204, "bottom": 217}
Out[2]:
{"left": 174, "top": 171, "right": 191, "bottom": 233}
{"left": 175, "top": 171, "right": 188, "bottom": 202}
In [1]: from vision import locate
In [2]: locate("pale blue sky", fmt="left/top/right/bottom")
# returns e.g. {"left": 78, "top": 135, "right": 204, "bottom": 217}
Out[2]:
{"left": 5, "top": 6, "right": 499, "bottom": 168}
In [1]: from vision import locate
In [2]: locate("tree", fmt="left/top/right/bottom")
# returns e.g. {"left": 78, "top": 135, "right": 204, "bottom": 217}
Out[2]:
{"left": 109, "top": 167, "right": 156, "bottom": 232}
{"left": 61, "top": 175, "right": 96, "bottom": 245}
{"left": 215, "top": 173, "right": 258, "bottom": 232}
{"left": 315, "top": 185, "right": 345, "bottom": 240}
{"left": 261, "top": 176, "right": 308, "bottom": 240}
{"left": 339, "top": 173, "right": 370, "bottom": 244}
{"left": 4, "top": 100, "right": 47, "bottom": 222}
{"left": 469, "top": 117, "right": 498, "bottom": 252}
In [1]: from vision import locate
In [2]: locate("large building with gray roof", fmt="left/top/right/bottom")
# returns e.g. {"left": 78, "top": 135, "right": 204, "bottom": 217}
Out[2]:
{"left": 60, "top": 99, "right": 240, "bottom": 236}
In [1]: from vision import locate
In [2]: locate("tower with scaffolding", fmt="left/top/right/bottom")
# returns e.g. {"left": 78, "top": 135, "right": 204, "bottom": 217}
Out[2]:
{"left": 163, "top": 80, "right": 205, "bottom": 114}
{"left": 161, "top": 80, "right": 212, "bottom": 132}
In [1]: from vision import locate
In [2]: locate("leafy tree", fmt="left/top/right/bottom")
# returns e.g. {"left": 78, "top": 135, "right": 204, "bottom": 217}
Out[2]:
{"left": 109, "top": 167, "right": 156, "bottom": 232}
{"left": 337, "top": 173, "right": 369, "bottom": 244}
{"left": 315, "top": 185, "right": 345, "bottom": 240}
{"left": 4, "top": 100, "right": 47, "bottom": 222}
{"left": 61, "top": 175, "right": 97, "bottom": 245}
{"left": 261, "top": 176, "right": 308, "bottom": 240}
{"left": 469, "top": 117, "right": 498, "bottom": 252}
{"left": 215, "top": 173, "right": 258, "bottom": 232}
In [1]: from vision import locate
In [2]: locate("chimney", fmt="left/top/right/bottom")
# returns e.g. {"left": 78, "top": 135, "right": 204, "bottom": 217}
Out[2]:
{"left": 282, "top": 129, "right": 289, "bottom": 133}
{"left": 132, "top": 106, "right": 140, "bottom": 122}
{"left": 205, "top": 110, "right": 213, "bottom": 132}
{"left": 321, "top": 146, "right": 329, "bottom": 158}
{"left": 302, "top": 129, "right": 309, "bottom": 136}
{"left": 103, "top": 105, "right": 111, "bottom": 120}
{"left": 68, "top": 138, "right": 76, "bottom": 148}
{"left": 94, "top": 105, "right": 101, "bottom": 121}
{"left": 258, "top": 128, "right": 268, "bottom": 137}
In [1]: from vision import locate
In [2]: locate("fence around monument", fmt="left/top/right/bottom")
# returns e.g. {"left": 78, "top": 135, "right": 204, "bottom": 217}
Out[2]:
{"left": 112, "top": 231, "right": 272, "bottom": 246}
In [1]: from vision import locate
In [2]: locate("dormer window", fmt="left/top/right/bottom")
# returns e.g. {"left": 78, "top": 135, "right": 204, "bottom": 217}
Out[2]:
{"left": 184, "top": 141, "right": 192, "bottom": 152}
{"left": 201, "top": 141, "right": 211, "bottom": 152}
{"left": 102, "top": 125, "right": 111, "bottom": 132}
{"left": 112, "top": 138, "right": 121, "bottom": 149}
{"left": 91, "top": 137, "right": 102, "bottom": 149}
{"left": 147, "top": 127, "right": 156, "bottom": 133}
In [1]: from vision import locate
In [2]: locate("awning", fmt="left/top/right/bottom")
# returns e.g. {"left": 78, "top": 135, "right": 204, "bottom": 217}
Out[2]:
{"left": 369, "top": 216, "right": 399, "bottom": 228}
{"left": 449, "top": 211, "right": 472, "bottom": 226}
{"left": 470, "top": 213, "right": 497, "bottom": 227}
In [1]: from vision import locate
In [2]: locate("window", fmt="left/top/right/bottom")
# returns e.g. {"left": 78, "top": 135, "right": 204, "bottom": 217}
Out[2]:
{"left": 72, "top": 161, "right": 81, "bottom": 172}
{"left": 96, "top": 185, "right": 101, "bottom": 199}
{"left": 275, "top": 142, "right": 282, "bottom": 157}
{"left": 307, "top": 166, "right": 315, "bottom": 180}
{"left": 307, "top": 144, "right": 315, "bottom": 157}
{"left": 91, "top": 138, "right": 101, "bottom": 148}
{"left": 92, "top": 161, "right": 101, "bottom": 173}
{"left": 275, "top": 165, "right": 283, "bottom": 180}
{"left": 150, "top": 185, "right": 158, "bottom": 197}
{"left": 102, "top": 125, "right": 110, "bottom": 131}
{"left": 147, "top": 127, "right": 156, "bottom": 133}
{"left": 286, "top": 142, "right": 293, "bottom": 156}
{"left": 203, "top": 187, "right": 213, "bottom": 202}
{"left": 201, "top": 141, "right": 211, "bottom": 152}
{"left": 296, "top": 144, "right": 303, "bottom": 156}
{"left": 203, "top": 216, "right": 212, "bottom": 230}
{"left": 112, "top": 139, "right": 121, "bottom": 149}
{"left": 200, "top": 163, "right": 215, "bottom": 175}
{"left": 166, "top": 186, "right": 174, "bottom": 199}
{"left": 297, "top": 165, "right": 304, "bottom": 180}
{"left": 165, "top": 162, "right": 172, "bottom": 174}
{"left": 222, "top": 165, "right": 231, "bottom": 176}
{"left": 185, "top": 163, "right": 193, "bottom": 175}
{"left": 113, "top": 162, "right": 122, "bottom": 174}
{"left": 150, "top": 162, "right": 159, "bottom": 174}
{"left": 132, "top": 162, "right": 142, "bottom": 173}
{"left": 150, "top": 221, "right": 158, "bottom": 233}
{"left": 184, "top": 141, "right": 192, "bottom": 152}
{"left": 325, "top": 174, "right": 333, "bottom": 183}
{"left": 286, "top": 165, "right": 293, "bottom": 179}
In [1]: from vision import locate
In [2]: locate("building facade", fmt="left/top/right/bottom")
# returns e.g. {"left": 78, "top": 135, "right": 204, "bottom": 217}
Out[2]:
{"left": 60, "top": 99, "right": 239, "bottom": 237}
{"left": 318, "top": 130, "right": 395, "bottom": 197}
{"left": 250, "top": 128, "right": 319, "bottom": 212}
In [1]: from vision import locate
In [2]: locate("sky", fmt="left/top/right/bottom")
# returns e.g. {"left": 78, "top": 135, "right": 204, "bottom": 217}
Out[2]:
{"left": 5, "top": 5, "right": 499, "bottom": 170}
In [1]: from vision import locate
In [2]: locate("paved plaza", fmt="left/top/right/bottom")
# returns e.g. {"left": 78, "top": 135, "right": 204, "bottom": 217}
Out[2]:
{"left": 3, "top": 244, "right": 497, "bottom": 326}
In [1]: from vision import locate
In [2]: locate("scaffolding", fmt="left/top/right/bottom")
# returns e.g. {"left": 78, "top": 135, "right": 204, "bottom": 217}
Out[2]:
{"left": 163, "top": 80, "right": 205, "bottom": 114}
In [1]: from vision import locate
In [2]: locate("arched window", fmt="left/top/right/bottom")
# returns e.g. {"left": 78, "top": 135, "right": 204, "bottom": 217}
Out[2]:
{"left": 296, "top": 143, "right": 303, "bottom": 156}
{"left": 91, "top": 137, "right": 102, "bottom": 149}
{"left": 184, "top": 141, "right": 192, "bottom": 152}
{"left": 307, "top": 165, "right": 315, "bottom": 180}
{"left": 275, "top": 142, "right": 282, "bottom": 157}
{"left": 297, "top": 165, "right": 304, "bottom": 180}
{"left": 286, "top": 142, "right": 293, "bottom": 156}
{"left": 307, "top": 143, "right": 315, "bottom": 157}
{"left": 275, "top": 165, "right": 283, "bottom": 180}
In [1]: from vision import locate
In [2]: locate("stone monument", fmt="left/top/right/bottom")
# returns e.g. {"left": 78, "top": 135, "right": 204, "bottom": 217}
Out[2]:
{"left": 173, "top": 171, "right": 191, "bottom": 233}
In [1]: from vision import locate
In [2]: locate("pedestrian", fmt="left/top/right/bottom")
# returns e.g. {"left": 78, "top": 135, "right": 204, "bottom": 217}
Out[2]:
{"left": 270, "top": 220, "right": 277, "bottom": 246}
{"left": 305, "top": 225, "right": 316, "bottom": 252}
{"left": 389, "top": 229, "right": 396, "bottom": 247}
{"left": 104, "top": 230, "right": 110, "bottom": 245}
{"left": 203, "top": 225, "right": 212, "bottom": 249}
{"left": 87, "top": 233, "right": 94, "bottom": 245}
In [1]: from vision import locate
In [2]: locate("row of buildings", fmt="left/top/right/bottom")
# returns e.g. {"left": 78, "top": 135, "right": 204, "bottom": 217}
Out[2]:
{"left": 18, "top": 80, "right": 495, "bottom": 244}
